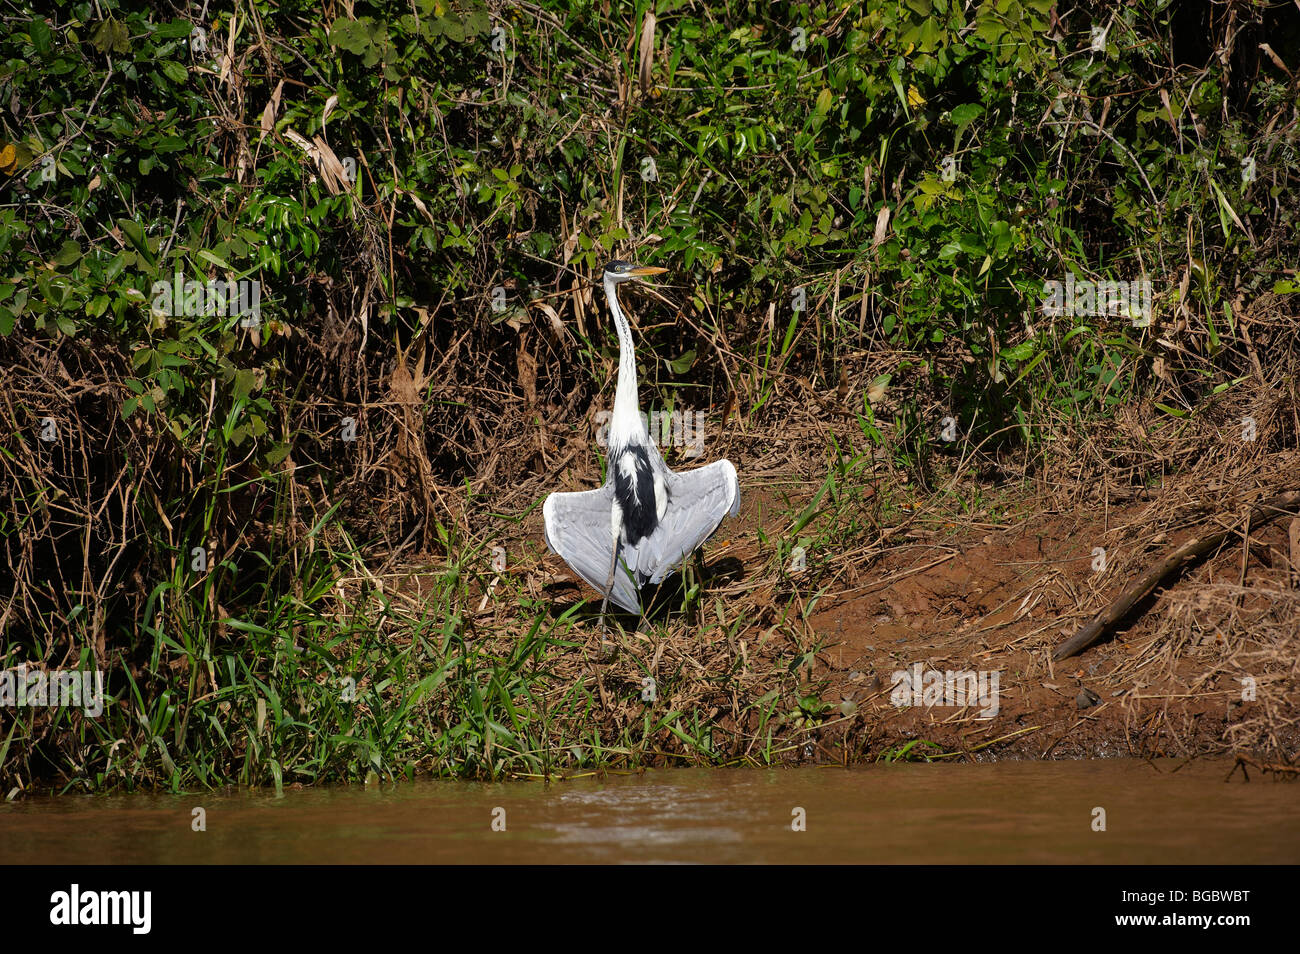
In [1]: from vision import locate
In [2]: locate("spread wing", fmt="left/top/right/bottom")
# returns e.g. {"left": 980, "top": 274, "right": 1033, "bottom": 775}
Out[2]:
{"left": 624, "top": 458, "right": 740, "bottom": 586}
{"left": 542, "top": 486, "right": 641, "bottom": 613}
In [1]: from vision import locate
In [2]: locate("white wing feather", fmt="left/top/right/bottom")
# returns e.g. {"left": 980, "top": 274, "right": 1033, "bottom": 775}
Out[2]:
{"left": 543, "top": 459, "right": 740, "bottom": 614}
{"left": 622, "top": 458, "right": 740, "bottom": 586}
{"left": 542, "top": 487, "right": 641, "bottom": 613}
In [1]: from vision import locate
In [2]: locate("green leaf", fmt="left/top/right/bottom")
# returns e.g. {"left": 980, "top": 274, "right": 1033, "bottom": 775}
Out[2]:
{"left": 232, "top": 368, "right": 258, "bottom": 401}
{"left": 116, "top": 218, "right": 156, "bottom": 267}
{"left": 441, "top": 17, "right": 465, "bottom": 43}
{"left": 799, "top": 695, "right": 830, "bottom": 715}
{"left": 90, "top": 17, "right": 131, "bottom": 55}
{"left": 104, "top": 254, "right": 126, "bottom": 283}
{"left": 198, "top": 248, "right": 234, "bottom": 271}
{"left": 161, "top": 61, "right": 188, "bottom": 83}
{"left": 53, "top": 240, "right": 83, "bottom": 266}
{"left": 791, "top": 472, "right": 834, "bottom": 535}
{"left": 154, "top": 20, "right": 196, "bottom": 39}
{"left": 1208, "top": 178, "right": 1244, "bottom": 237}
{"left": 1204, "top": 303, "right": 1220, "bottom": 351}
{"left": 223, "top": 618, "right": 276, "bottom": 636}
{"left": 814, "top": 88, "right": 833, "bottom": 117}
{"left": 665, "top": 349, "right": 696, "bottom": 374}
{"left": 888, "top": 67, "right": 910, "bottom": 119}
{"left": 1009, "top": 350, "right": 1048, "bottom": 387}
{"left": 330, "top": 18, "right": 374, "bottom": 55}
{"left": 989, "top": 220, "right": 1012, "bottom": 256}
{"left": 29, "top": 18, "right": 53, "bottom": 57}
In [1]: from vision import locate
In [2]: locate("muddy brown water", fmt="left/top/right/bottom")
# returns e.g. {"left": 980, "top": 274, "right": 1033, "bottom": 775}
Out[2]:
{"left": 1, "top": 760, "right": 1296, "bottom": 864}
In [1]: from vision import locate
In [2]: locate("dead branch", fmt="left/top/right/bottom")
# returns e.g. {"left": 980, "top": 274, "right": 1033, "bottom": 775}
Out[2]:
{"left": 1053, "top": 490, "right": 1300, "bottom": 660}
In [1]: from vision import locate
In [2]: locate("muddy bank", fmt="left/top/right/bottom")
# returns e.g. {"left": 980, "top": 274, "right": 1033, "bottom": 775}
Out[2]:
{"left": 529, "top": 461, "right": 1300, "bottom": 769}
{"left": 805, "top": 498, "right": 1298, "bottom": 763}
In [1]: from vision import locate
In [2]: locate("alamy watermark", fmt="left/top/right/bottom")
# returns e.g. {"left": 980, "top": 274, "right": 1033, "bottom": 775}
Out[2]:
{"left": 0, "top": 665, "right": 105, "bottom": 717}
{"left": 1041, "top": 271, "right": 1152, "bottom": 327}
{"left": 49, "top": 884, "right": 150, "bottom": 935}
{"left": 150, "top": 273, "right": 262, "bottom": 325}
{"left": 890, "top": 663, "right": 1000, "bottom": 719}
{"left": 596, "top": 408, "right": 706, "bottom": 458}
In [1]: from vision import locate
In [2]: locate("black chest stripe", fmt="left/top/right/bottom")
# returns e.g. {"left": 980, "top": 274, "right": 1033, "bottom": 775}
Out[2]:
{"left": 612, "top": 444, "right": 660, "bottom": 545}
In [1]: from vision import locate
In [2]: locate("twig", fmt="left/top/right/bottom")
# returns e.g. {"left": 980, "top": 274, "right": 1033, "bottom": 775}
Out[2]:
{"left": 1053, "top": 489, "right": 1300, "bottom": 660}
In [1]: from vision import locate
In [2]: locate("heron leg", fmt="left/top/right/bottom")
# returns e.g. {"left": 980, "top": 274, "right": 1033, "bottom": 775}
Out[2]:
{"left": 598, "top": 535, "right": 622, "bottom": 633}
{"left": 689, "top": 548, "right": 706, "bottom": 621}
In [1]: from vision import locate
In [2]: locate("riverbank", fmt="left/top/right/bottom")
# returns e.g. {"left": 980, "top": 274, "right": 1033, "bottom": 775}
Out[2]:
{"left": 520, "top": 469, "right": 1299, "bottom": 771}
{"left": 6, "top": 2, "right": 1300, "bottom": 796}
{"left": 4, "top": 378, "right": 1298, "bottom": 795}
{"left": 470, "top": 392, "right": 1300, "bottom": 775}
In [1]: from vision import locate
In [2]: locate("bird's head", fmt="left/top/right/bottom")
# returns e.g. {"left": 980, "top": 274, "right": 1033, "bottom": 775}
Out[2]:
{"left": 603, "top": 260, "right": 668, "bottom": 284}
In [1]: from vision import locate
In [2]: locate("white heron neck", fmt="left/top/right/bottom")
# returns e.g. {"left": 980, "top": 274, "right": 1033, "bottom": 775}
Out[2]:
{"left": 605, "top": 275, "right": 643, "bottom": 443}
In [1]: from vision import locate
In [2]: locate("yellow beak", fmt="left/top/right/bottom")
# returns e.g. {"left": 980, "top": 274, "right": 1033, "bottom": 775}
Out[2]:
{"left": 627, "top": 265, "right": 668, "bottom": 277}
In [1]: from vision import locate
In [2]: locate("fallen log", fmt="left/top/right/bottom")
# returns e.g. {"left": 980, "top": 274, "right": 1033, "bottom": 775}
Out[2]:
{"left": 1053, "top": 489, "right": 1300, "bottom": 661}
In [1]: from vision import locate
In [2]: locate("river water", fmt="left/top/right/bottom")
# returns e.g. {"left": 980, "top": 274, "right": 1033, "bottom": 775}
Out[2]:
{"left": 1, "top": 759, "right": 1296, "bottom": 864}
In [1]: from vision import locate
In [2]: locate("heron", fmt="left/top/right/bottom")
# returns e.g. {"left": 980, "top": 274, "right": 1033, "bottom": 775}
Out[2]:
{"left": 542, "top": 260, "right": 740, "bottom": 628}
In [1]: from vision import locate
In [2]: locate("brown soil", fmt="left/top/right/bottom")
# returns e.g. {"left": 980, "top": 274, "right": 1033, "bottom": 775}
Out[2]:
{"left": 804, "top": 498, "right": 1298, "bottom": 762}
{"left": 522, "top": 472, "right": 1299, "bottom": 768}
